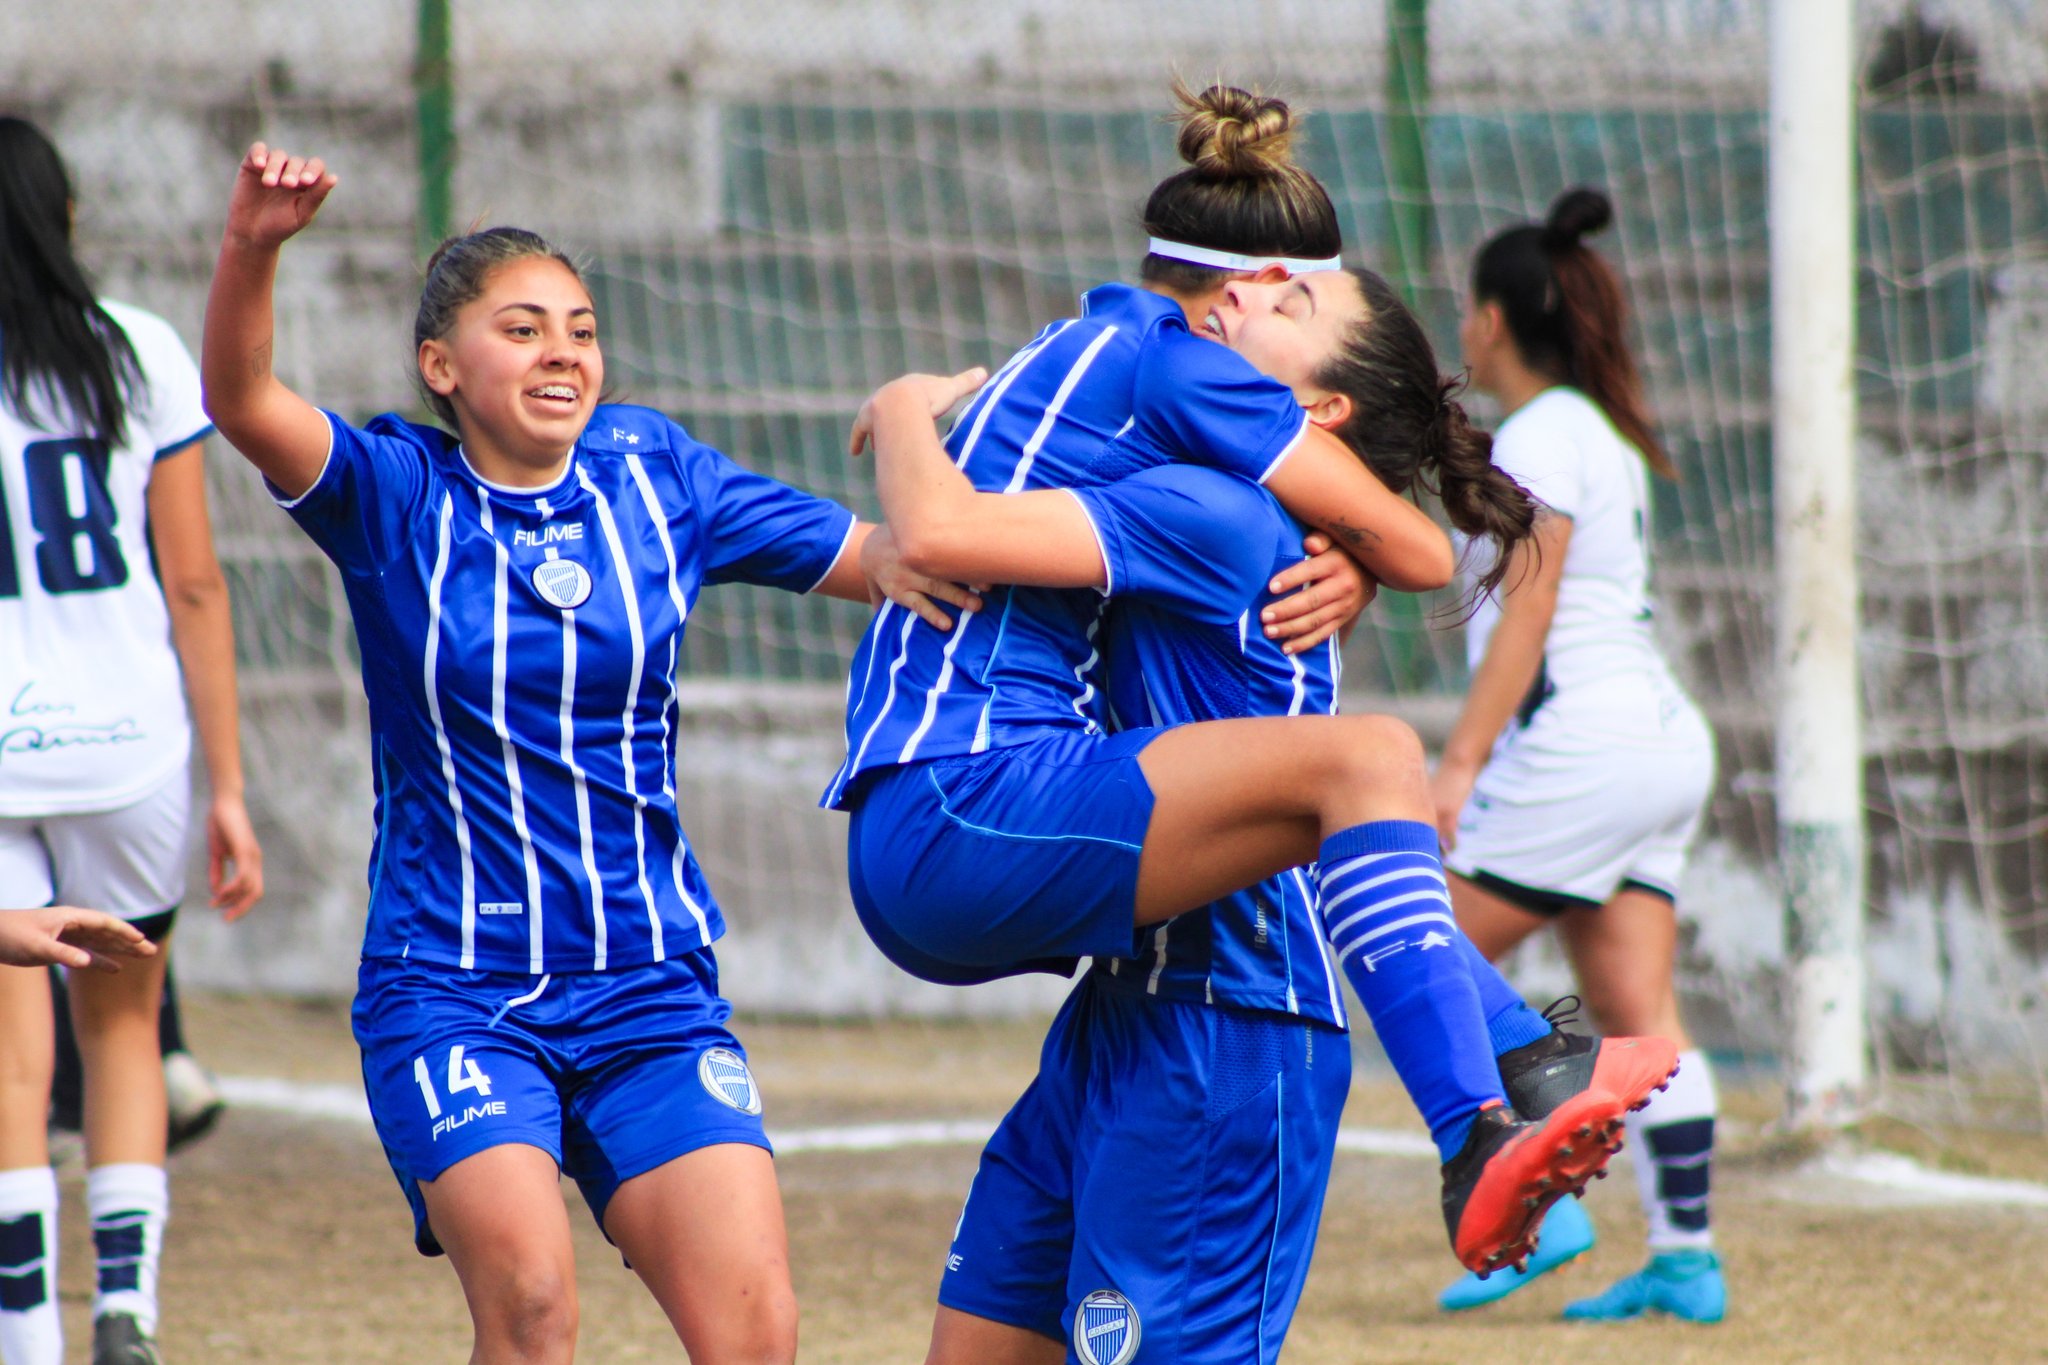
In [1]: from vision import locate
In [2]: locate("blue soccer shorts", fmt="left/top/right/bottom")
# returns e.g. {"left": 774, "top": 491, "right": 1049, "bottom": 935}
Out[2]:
{"left": 940, "top": 970, "right": 1351, "bottom": 1364}
{"left": 353, "top": 948, "right": 771, "bottom": 1255}
{"left": 846, "top": 728, "right": 1162, "bottom": 977}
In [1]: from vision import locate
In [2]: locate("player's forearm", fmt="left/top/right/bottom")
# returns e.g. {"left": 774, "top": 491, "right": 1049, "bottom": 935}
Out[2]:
{"left": 202, "top": 237, "right": 286, "bottom": 437}
{"left": 870, "top": 384, "right": 986, "bottom": 577}
{"left": 165, "top": 572, "right": 247, "bottom": 801}
{"left": 1442, "top": 580, "right": 1556, "bottom": 772}
{"left": 1265, "top": 426, "right": 1455, "bottom": 593}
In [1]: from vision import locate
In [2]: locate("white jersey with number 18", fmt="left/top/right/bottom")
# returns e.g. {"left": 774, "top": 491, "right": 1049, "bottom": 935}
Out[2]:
{"left": 0, "top": 300, "right": 211, "bottom": 816}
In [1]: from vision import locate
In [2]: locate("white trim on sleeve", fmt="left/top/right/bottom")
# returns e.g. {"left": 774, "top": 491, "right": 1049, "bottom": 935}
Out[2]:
{"left": 153, "top": 423, "right": 216, "bottom": 461}
{"left": 269, "top": 412, "right": 340, "bottom": 510}
{"left": 805, "top": 512, "right": 861, "bottom": 594}
{"left": 1255, "top": 411, "right": 1313, "bottom": 486}
{"left": 1063, "top": 487, "right": 1115, "bottom": 597}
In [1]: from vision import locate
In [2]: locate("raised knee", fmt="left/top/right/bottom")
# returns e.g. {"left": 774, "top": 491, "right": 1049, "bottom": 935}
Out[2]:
{"left": 1331, "top": 714, "right": 1428, "bottom": 789}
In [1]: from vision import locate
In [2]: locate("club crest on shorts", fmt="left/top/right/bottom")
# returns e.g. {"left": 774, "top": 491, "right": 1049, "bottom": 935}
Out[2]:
{"left": 530, "top": 558, "right": 592, "bottom": 610}
{"left": 1073, "top": 1288, "right": 1140, "bottom": 1365}
{"left": 697, "top": 1046, "right": 763, "bottom": 1115}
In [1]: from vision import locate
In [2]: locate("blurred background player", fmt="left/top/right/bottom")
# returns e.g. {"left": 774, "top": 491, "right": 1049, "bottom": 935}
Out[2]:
{"left": 199, "top": 142, "right": 978, "bottom": 1365}
{"left": 1431, "top": 186, "right": 1725, "bottom": 1324}
{"left": 0, "top": 116, "right": 264, "bottom": 1365}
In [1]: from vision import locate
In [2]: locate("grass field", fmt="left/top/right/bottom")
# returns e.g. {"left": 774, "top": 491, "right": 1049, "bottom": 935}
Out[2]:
{"left": 41, "top": 993, "right": 2048, "bottom": 1363}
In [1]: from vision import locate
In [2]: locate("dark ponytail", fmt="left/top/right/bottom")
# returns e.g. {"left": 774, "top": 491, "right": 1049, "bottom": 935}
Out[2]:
{"left": 1319, "top": 269, "right": 1538, "bottom": 601}
{"left": 1472, "top": 186, "right": 1673, "bottom": 479}
{"left": 1139, "top": 80, "right": 1342, "bottom": 295}
{"left": 0, "top": 117, "right": 140, "bottom": 445}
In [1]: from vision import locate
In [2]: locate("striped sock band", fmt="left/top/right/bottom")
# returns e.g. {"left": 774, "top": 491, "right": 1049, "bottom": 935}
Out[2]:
{"left": 1625, "top": 1049, "right": 1718, "bottom": 1251}
{"left": 0, "top": 1166, "right": 61, "bottom": 1365}
{"left": 1317, "top": 819, "right": 1505, "bottom": 1160}
{"left": 88, "top": 1164, "right": 167, "bottom": 1335}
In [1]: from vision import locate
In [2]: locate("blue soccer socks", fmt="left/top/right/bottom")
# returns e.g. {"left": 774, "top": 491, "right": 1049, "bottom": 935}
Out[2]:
{"left": 1316, "top": 820, "right": 1505, "bottom": 1160}
{"left": 1455, "top": 933, "right": 1554, "bottom": 1055}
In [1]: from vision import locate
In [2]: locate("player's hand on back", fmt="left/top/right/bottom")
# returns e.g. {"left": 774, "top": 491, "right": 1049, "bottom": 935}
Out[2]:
{"left": 1263, "top": 532, "right": 1377, "bottom": 654}
{"left": 849, "top": 368, "right": 989, "bottom": 456}
{"left": 861, "top": 524, "right": 984, "bottom": 631}
{"left": 225, "top": 142, "right": 338, "bottom": 251}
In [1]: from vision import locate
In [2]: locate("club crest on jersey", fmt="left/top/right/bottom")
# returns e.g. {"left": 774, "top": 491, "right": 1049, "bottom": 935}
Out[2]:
{"left": 530, "top": 558, "right": 592, "bottom": 610}
{"left": 1073, "top": 1289, "right": 1140, "bottom": 1365}
{"left": 697, "top": 1046, "right": 763, "bottom": 1115}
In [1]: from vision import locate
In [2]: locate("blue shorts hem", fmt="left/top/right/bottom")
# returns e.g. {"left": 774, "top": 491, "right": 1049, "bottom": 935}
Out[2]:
{"left": 933, "top": 1286, "right": 1065, "bottom": 1347}
{"left": 575, "top": 1128, "right": 774, "bottom": 1233}
{"left": 848, "top": 730, "right": 1162, "bottom": 972}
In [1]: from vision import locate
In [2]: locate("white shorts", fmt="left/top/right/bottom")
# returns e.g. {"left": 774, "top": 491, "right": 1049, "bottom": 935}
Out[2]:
{"left": 0, "top": 765, "right": 190, "bottom": 920}
{"left": 1444, "top": 675, "right": 1713, "bottom": 911}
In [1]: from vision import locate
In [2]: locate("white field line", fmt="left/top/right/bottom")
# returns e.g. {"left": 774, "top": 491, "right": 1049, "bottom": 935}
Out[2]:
{"left": 219, "top": 1075, "right": 1434, "bottom": 1158}
{"left": 1804, "top": 1150, "right": 2048, "bottom": 1208}
{"left": 216, "top": 1076, "right": 2048, "bottom": 1208}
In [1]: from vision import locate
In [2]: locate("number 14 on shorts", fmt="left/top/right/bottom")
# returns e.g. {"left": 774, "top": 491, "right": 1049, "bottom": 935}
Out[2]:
{"left": 413, "top": 1045, "right": 505, "bottom": 1140}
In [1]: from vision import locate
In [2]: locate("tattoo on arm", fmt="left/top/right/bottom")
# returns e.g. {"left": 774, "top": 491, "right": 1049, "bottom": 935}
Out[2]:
{"left": 1329, "top": 519, "right": 1383, "bottom": 556}
{"left": 247, "top": 341, "right": 272, "bottom": 381}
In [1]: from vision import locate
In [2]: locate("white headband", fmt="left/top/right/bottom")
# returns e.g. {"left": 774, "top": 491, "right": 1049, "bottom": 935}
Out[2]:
{"left": 1146, "top": 236, "right": 1343, "bottom": 275}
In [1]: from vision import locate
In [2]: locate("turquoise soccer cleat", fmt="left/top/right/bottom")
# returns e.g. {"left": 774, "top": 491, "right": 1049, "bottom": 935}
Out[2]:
{"left": 1438, "top": 1194, "right": 1597, "bottom": 1311}
{"left": 1561, "top": 1249, "right": 1726, "bottom": 1323}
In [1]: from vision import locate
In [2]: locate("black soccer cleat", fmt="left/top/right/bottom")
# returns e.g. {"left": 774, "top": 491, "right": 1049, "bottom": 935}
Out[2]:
{"left": 1440, "top": 1098, "right": 1623, "bottom": 1275}
{"left": 1498, "top": 997, "right": 1681, "bottom": 1123}
{"left": 93, "top": 1313, "right": 164, "bottom": 1365}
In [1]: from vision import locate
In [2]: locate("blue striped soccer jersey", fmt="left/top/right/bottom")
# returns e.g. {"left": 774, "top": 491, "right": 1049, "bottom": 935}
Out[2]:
{"left": 1075, "top": 464, "right": 1349, "bottom": 1029}
{"left": 825, "top": 283, "right": 1310, "bottom": 809}
{"left": 277, "top": 404, "right": 854, "bottom": 974}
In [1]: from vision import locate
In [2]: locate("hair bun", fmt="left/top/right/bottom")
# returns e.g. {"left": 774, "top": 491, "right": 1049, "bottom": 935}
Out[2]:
{"left": 1175, "top": 82, "right": 1298, "bottom": 178}
{"left": 1541, "top": 186, "right": 1612, "bottom": 250}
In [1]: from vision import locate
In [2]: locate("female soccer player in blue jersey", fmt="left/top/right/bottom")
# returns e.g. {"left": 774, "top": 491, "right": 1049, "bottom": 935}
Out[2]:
{"left": 829, "top": 86, "right": 1679, "bottom": 1359}
{"left": 197, "top": 143, "right": 997, "bottom": 1365}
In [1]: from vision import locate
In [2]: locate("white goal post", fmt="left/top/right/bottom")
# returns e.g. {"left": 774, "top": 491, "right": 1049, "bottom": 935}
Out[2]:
{"left": 1771, "top": 0, "right": 1869, "bottom": 1129}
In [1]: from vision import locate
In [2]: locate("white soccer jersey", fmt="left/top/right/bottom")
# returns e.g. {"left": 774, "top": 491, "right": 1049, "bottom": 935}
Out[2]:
{"left": 1458, "top": 385, "right": 1671, "bottom": 692}
{"left": 0, "top": 301, "right": 211, "bottom": 815}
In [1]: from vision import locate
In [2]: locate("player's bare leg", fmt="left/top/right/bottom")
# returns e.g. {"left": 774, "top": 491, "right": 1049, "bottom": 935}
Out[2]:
{"left": 603, "top": 1143, "right": 797, "bottom": 1365}
{"left": 0, "top": 966, "right": 55, "bottom": 1169}
{"left": 1131, "top": 712, "right": 1431, "bottom": 924}
{"left": 925, "top": 1305, "right": 1063, "bottom": 1365}
{"left": 0, "top": 969, "right": 62, "bottom": 1362}
{"left": 420, "top": 1145, "right": 580, "bottom": 1364}
{"left": 1557, "top": 888, "right": 1689, "bottom": 1044}
{"left": 1445, "top": 873, "right": 1550, "bottom": 961}
{"left": 69, "top": 948, "right": 170, "bottom": 1167}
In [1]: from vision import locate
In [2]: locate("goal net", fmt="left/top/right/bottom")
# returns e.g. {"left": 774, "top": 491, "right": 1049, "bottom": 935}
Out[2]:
{"left": 8, "top": 0, "right": 2046, "bottom": 1119}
